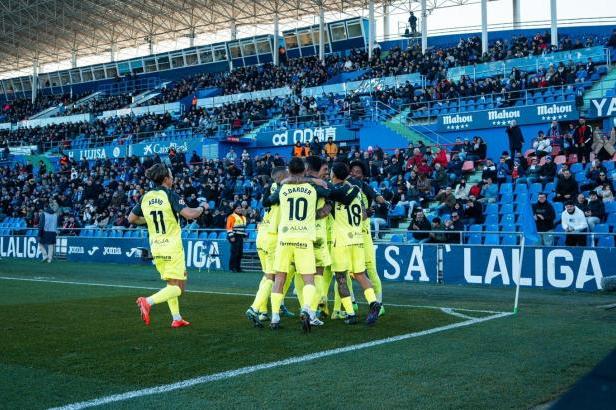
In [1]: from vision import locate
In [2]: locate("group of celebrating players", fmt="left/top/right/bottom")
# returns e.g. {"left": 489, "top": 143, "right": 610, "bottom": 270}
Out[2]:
{"left": 245, "top": 155, "right": 386, "bottom": 331}
{"left": 130, "top": 156, "right": 386, "bottom": 332}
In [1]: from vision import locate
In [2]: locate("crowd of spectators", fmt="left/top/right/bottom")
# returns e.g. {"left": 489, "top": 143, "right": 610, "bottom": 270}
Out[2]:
{"left": 0, "top": 93, "right": 85, "bottom": 123}
{"left": 57, "top": 94, "right": 134, "bottom": 116}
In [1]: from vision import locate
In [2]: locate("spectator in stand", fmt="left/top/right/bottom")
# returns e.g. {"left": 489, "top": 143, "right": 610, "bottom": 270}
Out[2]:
{"left": 370, "top": 201, "right": 389, "bottom": 240}
{"left": 482, "top": 158, "right": 497, "bottom": 181}
{"left": 532, "top": 192, "right": 556, "bottom": 245}
{"left": 408, "top": 208, "right": 431, "bottom": 243}
{"left": 225, "top": 147, "right": 237, "bottom": 163}
{"left": 324, "top": 137, "right": 338, "bottom": 160}
{"left": 584, "top": 190, "right": 605, "bottom": 231}
{"left": 454, "top": 177, "right": 471, "bottom": 200}
{"left": 478, "top": 177, "right": 497, "bottom": 204}
{"left": 431, "top": 163, "right": 448, "bottom": 191}
{"left": 444, "top": 211, "right": 464, "bottom": 243}
{"left": 309, "top": 136, "right": 322, "bottom": 157}
{"left": 506, "top": 120, "right": 525, "bottom": 158}
{"left": 429, "top": 217, "right": 447, "bottom": 243}
{"left": 573, "top": 117, "right": 592, "bottom": 163}
{"left": 447, "top": 152, "right": 463, "bottom": 182}
{"left": 591, "top": 127, "right": 615, "bottom": 161}
{"left": 496, "top": 156, "right": 511, "bottom": 184}
{"left": 598, "top": 183, "right": 614, "bottom": 203}
{"left": 462, "top": 196, "right": 483, "bottom": 225}
{"left": 554, "top": 168, "right": 579, "bottom": 202}
{"left": 546, "top": 120, "right": 561, "bottom": 146}
{"left": 561, "top": 200, "right": 588, "bottom": 246}
{"left": 61, "top": 216, "right": 79, "bottom": 236}
{"left": 539, "top": 155, "right": 557, "bottom": 185}
{"left": 525, "top": 157, "right": 542, "bottom": 184}
{"left": 532, "top": 131, "right": 552, "bottom": 157}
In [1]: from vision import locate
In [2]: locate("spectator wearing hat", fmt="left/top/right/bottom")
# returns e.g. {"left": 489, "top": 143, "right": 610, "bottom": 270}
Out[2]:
{"left": 585, "top": 191, "right": 605, "bottom": 231}
{"left": 561, "top": 201, "right": 588, "bottom": 246}
{"left": 226, "top": 203, "right": 247, "bottom": 272}
{"left": 532, "top": 192, "right": 556, "bottom": 245}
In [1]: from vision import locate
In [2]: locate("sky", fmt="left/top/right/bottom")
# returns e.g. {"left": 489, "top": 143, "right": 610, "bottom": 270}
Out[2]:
{"left": 3, "top": 0, "right": 615, "bottom": 80}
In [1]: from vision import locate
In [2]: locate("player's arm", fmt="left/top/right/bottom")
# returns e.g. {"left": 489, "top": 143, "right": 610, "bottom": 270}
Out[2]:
{"left": 128, "top": 203, "right": 146, "bottom": 225}
{"left": 362, "top": 181, "right": 388, "bottom": 206}
{"left": 329, "top": 183, "right": 360, "bottom": 205}
{"left": 262, "top": 186, "right": 281, "bottom": 207}
{"left": 169, "top": 190, "right": 208, "bottom": 220}
{"left": 317, "top": 202, "right": 332, "bottom": 219}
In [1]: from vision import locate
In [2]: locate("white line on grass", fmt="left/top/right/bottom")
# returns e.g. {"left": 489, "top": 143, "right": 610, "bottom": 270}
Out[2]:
{"left": 440, "top": 307, "right": 476, "bottom": 320}
{"left": 0, "top": 276, "right": 506, "bottom": 315}
{"left": 49, "top": 311, "right": 514, "bottom": 410}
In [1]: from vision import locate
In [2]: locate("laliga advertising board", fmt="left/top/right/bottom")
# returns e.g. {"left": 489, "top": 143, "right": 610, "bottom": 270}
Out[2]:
{"left": 255, "top": 125, "right": 357, "bottom": 147}
{"left": 0, "top": 235, "right": 229, "bottom": 271}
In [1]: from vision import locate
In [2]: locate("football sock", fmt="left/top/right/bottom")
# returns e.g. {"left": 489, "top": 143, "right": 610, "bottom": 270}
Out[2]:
{"left": 167, "top": 297, "right": 181, "bottom": 320}
{"left": 311, "top": 275, "right": 324, "bottom": 311}
{"left": 294, "top": 273, "right": 305, "bottom": 308}
{"left": 333, "top": 282, "right": 342, "bottom": 312}
{"left": 347, "top": 272, "right": 355, "bottom": 300}
{"left": 147, "top": 285, "right": 181, "bottom": 306}
{"left": 322, "top": 266, "right": 333, "bottom": 305}
{"left": 366, "top": 262, "right": 382, "bottom": 303}
{"left": 282, "top": 270, "right": 294, "bottom": 296}
{"left": 341, "top": 296, "right": 355, "bottom": 315}
{"left": 302, "top": 284, "right": 316, "bottom": 315}
{"left": 364, "top": 288, "right": 377, "bottom": 304}
{"left": 270, "top": 292, "right": 284, "bottom": 322}
{"left": 251, "top": 277, "right": 273, "bottom": 312}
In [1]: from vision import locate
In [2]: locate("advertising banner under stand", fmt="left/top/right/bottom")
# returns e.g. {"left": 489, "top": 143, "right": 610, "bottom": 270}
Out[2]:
{"left": 65, "top": 145, "right": 128, "bottom": 161}
{"left": 254, "top": 125, "right": 357, "bottom": 147}
{"left": 130, "top": 138, "right": 204, "bottom": 157}
{"left": 437, "top": 102, "right": 579, "bottom": 132}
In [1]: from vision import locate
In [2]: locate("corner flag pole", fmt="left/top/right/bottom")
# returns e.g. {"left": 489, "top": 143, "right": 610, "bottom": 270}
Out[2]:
{"left": 513, "top": 234, "right": 525, "bottom": 314}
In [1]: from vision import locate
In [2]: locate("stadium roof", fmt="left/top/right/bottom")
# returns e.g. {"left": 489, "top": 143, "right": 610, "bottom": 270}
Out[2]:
{"left": 0, "top": 0, "right": 478, "bottom": 75}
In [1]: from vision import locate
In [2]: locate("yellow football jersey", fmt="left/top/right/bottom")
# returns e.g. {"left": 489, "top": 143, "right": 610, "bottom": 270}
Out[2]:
{"left": 259, "top": 182, "right": 280, "bottom": 236}
{"left": 332, "top": 182, "right": 364, "bottom": 246}
{"left": 277, "top": 182, "right": 317, "bottom": 241}
{"left": 133, "top": 187, "right": 185, "bottom": 258}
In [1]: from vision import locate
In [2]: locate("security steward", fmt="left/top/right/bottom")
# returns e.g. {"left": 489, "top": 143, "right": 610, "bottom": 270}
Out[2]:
{"left": 226, "top": 203, "right": 247, "bottom": 272}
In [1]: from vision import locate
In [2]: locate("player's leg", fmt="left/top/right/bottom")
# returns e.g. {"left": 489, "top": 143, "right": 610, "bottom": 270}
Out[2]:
{"left": 247, "top": 274, "right": 274, "bottom": 327}
{"left": 331, "top": 244, "right": 355, "bottom": 322}
{"left": 311, "top": 267, "right": 324, "bottom": 313}
{"left": 292, "top": 266, "right": 304, "bottom": 308}
{"left": 334, "top": 271, "right": 357, "bottom": 324}
{"left": 270, "top": 242, "right": 290, "bottom": 328}
{"left": 351, "top": 245, "right": 381, "bottom": 325}
{"left": 38, "top": 241, "right": 48, "bottom": 261}
{"left": 364, "top": 233, "right": 382, "bottom": 305}
{"left": 321, "top": 264, "right": 333, "bottom": 315}
{"left": 296, "top": 242, "right": 320, "bottom": 331}
{"left": 46, "top": 244, "right": 54, "bottom": 263}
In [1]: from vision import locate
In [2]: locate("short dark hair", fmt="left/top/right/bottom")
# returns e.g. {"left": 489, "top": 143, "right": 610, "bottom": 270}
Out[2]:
{"left": 331, "top": 161, "right": 350, "bottom": 180}
{"left": 349, "top": 160, "right": 368, "bottom": 177}
{"left": 288, "top": 157, "right": 305, "bottom": 175}
{"left": 304, "top": 155, "right": 323, "bottom": 173}
{"left": 145, "top": 163, "right": 169, "bottom": 184}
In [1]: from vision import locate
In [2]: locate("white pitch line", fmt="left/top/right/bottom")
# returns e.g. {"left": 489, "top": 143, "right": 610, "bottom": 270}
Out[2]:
{"left": 440, "top": 307, "right": 476, "bottom": 320}
{"left": 0, "top": 276, "right": 507, "bottom": 315}
{"left": 49, "top": 311, "right": 514, "bottom": 410}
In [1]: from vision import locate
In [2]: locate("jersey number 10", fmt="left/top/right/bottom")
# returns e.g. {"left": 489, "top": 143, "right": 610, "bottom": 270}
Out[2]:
{"left": 287, "top": 197, "right": 308, "bottom": 221}
{"left": 150, "top": 210, "right": 167, "bottom": 234}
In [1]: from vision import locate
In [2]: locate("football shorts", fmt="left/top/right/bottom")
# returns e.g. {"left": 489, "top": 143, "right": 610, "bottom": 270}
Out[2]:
{"left": 331, "top": 243, "right": 366, "bottom": 274}
{"left": 154, "top": 255, "right": 187, "bottom": 281}
{"left": 274, "top": 239, "right": 316, "bottom": 275}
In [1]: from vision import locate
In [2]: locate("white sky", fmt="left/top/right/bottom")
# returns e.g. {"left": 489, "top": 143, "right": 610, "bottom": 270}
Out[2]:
{"left": 4, "top": 0, "right": 616, "bottom": 80}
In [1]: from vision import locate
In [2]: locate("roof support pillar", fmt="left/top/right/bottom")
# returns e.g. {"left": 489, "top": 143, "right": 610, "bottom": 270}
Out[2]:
{"left": 481, "top": 0, "right": 488, "bottom": 55}
{"left": 70, "top": 50, "right": 77, "bottom": 68}
{"left": 31, "top": 60, "right": 39, "bottom": 104}
{"left": 550, "top": 0, "right": 558, "bottom": 47}
{"left": 188, "top": 28, "right": 196, "bottom": 48}
{"left": 148, "top": 37, "right": 155, "bottom": 55}
{"left": 273, "top": 13, "right": 280, "bottom": 66}
{"left": 421, "top": 0, "right": 428, "bottom": 54}
{"left": 110, "top": 43, "right": 117, "bottom": 62}
{"left": 230, "top": 20, "right": 238, "bottom": 40}
{"left": 368, "top": 0, "right": 375, "bottom": 60}
{"left": 383, "top": 2, "right": 391, "bottom": 39}
{"left": 512, "top": 0, "right": 521, "bottom": 30}
{"left": 318, "top": 3, "right": 325, "bottom": 62}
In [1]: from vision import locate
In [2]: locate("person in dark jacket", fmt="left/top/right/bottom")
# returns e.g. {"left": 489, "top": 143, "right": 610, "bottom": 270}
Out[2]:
{"left": 462, "top": 196, "right": 483, "bottom": 225}
{"left": 532, "top": 193, "right": 556, "bottom": 245}
{"left": 444, "top": 211, "right": 465, "bottom": 243}
{"left": 506, "top": 120, "right": 525, "bottom": 157}
{"left": 408, "top": 208, "right": 431, "bottom": 242}
{"left": 585, "top": 190, "right": 605, "bottom": 231}
{"left": 554, "top": 169, "right": 579, "bottom": 202}
{"left": 573, "top": 117, "right": 592, "bottom": 164}
{"left": 539, "top": 155, "right": 557, "bottom": 184}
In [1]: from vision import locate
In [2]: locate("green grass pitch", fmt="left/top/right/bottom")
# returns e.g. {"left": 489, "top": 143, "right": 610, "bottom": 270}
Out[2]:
{"left": 1, "top": 259, "right": 615, "bottom": 409}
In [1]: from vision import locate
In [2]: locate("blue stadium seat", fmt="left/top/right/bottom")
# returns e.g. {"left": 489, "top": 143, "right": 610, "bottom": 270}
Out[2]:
{"left": 391, "top": 234, "right": 404, "bottom": 243}
{"left": 502, "top": 234, "right": 519, "bottom": 245}
{"left": 485, "top": 203, "right": 498, "bottom": 215}
{"left": 499, "top": 183, "right": 513, "bottom": 194}
{"left": 501, "top": 214, "right": 516, "bottom": 225}
{"left": 605, "top": 202, "right": 616, "bottom": 214}
{"left": 198, "top": 231, "right": 208, "bottom": 239}
{"left": 218, "top": 231, "right": 228, "bottom": 239}
{"left": 529, "top": 183, "right": 542, "bottom": 195}
{"left": 500, "top": 204, "right": 515, "bottom": 215}
{"left": 598, "top": 236, "right": 615, "bottom": 247}
{"left": 469, "top": 224, "right": 483, "bottom": 232}
{"left": 483, "top": 234, "right": 500, "bottom": 245}
{"left": 485, "top": 224, "right": 499, "bottom": 233}
{"left": 516, "top": 193, "right": 528, "bottom": 203}
{"left": 514, "top": 183, "right": 528, "bottom": 193}
{"left": 468, "top": 233, "right": 482, "bottom": 244}
{"left": 484, "top": 214, "right": 498, "bottom": 225}
{"left": 208, "top": 232, "right": 218, "bottom": 239}
{"left": 500, "top": 193, "right": 514, "bottom": 203}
